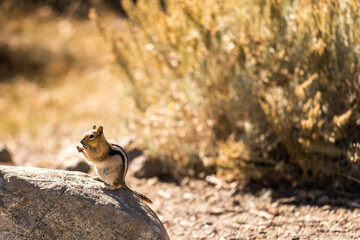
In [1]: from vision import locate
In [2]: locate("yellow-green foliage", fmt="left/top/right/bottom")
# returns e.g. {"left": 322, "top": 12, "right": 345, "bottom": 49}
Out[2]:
{"left": 94, "top": 0, "right": 360, "bottom": 188}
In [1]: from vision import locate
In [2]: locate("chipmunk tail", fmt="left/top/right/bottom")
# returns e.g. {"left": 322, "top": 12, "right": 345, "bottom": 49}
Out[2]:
{"left": 122, "top": 185, "right": 153, "bottom": 204}
{"left": 133, "top": 190, "right": 153, "bottom": 204}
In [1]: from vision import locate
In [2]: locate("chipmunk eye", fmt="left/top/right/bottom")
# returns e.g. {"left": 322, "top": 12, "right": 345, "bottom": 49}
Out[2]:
{"left": 89, "top": 134, "right": 95, "bottom": 139}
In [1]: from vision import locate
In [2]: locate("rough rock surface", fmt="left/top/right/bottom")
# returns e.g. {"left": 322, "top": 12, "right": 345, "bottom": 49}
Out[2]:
{"left": 0, "top": 166, "right": 169, "bottom": 240}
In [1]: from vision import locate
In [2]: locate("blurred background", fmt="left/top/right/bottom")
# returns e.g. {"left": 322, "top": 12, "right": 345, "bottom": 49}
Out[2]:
{"left": 0, "top": 0, "right": 360, "bottom": 192}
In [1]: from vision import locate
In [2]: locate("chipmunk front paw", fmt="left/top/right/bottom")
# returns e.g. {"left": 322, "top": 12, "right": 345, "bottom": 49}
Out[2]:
{"left": 76, "top": 146, "right": 84, "bottom": 152}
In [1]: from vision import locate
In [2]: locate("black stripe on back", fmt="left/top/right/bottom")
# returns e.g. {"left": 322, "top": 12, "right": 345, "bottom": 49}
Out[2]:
{"left": 110, "top": 143, "right": 128, "bottom": 173}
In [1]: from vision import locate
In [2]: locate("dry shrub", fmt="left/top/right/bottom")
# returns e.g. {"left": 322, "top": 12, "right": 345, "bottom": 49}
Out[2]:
{"left": 253, "top": 0, "right": 360, "bottom": 188}
{"left": 93, "top": 0, "right": 360, "bottom": 189}
{"left": 0, "top": 0, "right": 129, "bottom": 18}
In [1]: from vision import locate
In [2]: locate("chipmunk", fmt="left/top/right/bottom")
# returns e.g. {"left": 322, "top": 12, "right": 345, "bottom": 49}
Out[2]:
{"left": 76, "top": 125, "right": 152, "bottom": 203}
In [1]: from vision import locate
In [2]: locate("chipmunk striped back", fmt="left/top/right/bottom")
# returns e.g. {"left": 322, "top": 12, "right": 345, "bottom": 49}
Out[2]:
{"left": 109, "top": 143, "right": 129, "bottom": 177}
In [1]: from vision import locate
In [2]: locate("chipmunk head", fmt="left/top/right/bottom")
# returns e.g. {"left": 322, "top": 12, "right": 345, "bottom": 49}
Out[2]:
{"left": 80, "top": 125, "right": 105, "bottom": 150}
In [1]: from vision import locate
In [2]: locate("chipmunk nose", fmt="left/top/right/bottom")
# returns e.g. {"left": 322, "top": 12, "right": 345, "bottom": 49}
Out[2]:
{"left": 80, "top": 139, "right": 85, "bottom": 144}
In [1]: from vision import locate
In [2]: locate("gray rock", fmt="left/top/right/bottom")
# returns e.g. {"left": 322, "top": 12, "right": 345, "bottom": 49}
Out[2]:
{"left": 56, "top": 146, "right": 90, "bottom": 173}
{"left": 129, "top": 155, "right": 167, "bottom": 178}
{"left": 127, "top": 147, "right": 143, "bottom": 162}
{"left": 316, "top": 195, "right": 330, "bottom": 205}
{"left": 116, "top": 138, "right": 143, "bottom": 162}
{"left": 0, "top": 142, "right": 12, "bottom": 164}
{"left": 62, "top": 159, "right": 91, "bottom": 173}
{"left": 0, "top": 166, "right": 169, "bottom": 240}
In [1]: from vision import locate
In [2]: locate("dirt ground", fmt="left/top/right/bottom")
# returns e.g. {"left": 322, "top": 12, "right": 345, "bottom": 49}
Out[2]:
{"left": 5, "top": 132, "right": 360, "bottom": 240}
{"left": 129, "top": 175, "right": 360, "bottom": 240}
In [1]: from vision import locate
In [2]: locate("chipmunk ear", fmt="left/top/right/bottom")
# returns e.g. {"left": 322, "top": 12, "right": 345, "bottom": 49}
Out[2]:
{"left": 93, "top": 125, "right": 96, "bottom": 130}
{"left": 97, "top": 126, "right": 103, "bottom": 134}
